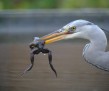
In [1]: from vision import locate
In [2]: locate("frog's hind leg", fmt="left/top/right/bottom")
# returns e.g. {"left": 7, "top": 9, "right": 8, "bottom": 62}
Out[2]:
{"left": 42, "top": 49, "right": 57, "bottom": 77}
{"left": 48, "top": 50, "right": 57, "bottom": 77}
{"left": 22, "top": 48, "right": 40, "bottom": 75}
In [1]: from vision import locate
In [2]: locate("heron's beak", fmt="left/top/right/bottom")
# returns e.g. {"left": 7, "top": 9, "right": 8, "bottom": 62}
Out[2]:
{"left": 40, "top": 29, "right": 69, "bottom": 44}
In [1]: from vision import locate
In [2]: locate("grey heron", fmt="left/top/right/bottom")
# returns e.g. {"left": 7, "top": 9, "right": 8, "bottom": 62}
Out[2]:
{"left": 37, "top": 19, "right": 109, "bottom": 71}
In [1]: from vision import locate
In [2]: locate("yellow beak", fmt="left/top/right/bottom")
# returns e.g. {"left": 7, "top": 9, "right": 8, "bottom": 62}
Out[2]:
{"left": 40, "top": 30, "right": 68, "bottom": 44}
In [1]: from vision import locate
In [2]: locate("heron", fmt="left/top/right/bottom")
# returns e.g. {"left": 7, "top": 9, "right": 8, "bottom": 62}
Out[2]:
{"left": 35, "top": 19, "right": 109, "bottom": 71}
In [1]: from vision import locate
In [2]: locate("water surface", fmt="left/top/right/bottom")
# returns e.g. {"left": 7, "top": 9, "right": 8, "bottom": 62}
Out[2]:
{"left": 0, "top": 43, "right": 109, "bottom": 91}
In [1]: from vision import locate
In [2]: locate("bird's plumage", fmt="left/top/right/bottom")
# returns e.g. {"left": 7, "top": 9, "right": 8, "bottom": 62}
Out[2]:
{"left": 63, "top": 20, "right": 109, "bottom": 71}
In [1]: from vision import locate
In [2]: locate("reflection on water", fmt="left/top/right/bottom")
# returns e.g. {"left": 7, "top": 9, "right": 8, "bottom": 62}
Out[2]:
{"left": 0, "top": 43, "right": 109, "bottom": 91}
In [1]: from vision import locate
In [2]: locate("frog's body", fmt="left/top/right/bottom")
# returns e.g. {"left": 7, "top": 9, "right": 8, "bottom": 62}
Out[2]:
{"left": 23, "top": 39, "right": 57, "bottom": 77}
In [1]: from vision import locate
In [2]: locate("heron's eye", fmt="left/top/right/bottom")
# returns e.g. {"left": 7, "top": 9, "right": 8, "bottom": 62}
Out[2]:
{"left": 72, "top": 26, "right": 76, "bottom": 31}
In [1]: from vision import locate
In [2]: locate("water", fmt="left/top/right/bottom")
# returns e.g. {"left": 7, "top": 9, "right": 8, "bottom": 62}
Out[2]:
{"left": 0, "top": 43, "right": 109, "bottom": 91}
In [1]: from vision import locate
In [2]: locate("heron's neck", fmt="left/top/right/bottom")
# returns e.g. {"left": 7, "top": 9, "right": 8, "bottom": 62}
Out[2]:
{"left": 83, "top": 29, "right": 109, "bottom": 70}
{"left": 88, "top": 29, "right": 107, "bottom": 52}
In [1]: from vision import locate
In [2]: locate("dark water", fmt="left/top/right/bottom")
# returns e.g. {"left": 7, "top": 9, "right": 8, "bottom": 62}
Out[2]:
{"left": 0, "top": 43, "right": 109, "bottom": 91}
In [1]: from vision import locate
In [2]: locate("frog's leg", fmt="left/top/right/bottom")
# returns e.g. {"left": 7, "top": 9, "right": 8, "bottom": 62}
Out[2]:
{"left": 42, "top": 49, "right": 57, "bottom": 77}
{"left": 22, "top": 48, "right": 40, "bottom": 75}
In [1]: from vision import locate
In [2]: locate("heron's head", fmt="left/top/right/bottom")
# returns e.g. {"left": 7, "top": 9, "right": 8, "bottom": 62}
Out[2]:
{"left": 40, "top": 19, "right": 95, "bottom": 44}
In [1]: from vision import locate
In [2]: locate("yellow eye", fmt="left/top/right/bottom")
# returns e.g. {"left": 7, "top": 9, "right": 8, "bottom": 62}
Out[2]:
{"left": 72, "top": 26, "right": 76, "bottom": 31}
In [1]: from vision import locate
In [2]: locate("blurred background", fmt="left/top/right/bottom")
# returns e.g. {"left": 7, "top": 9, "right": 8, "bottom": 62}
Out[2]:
{"left": 0, "top": 0, "right": 109, "bottom": 91}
